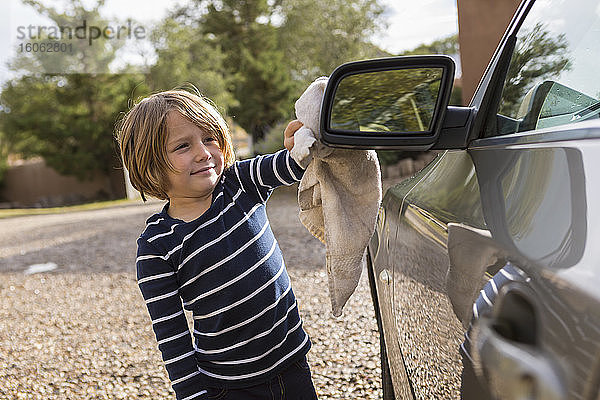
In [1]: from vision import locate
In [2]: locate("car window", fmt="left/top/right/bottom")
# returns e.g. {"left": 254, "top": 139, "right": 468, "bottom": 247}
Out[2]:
{"left": 490, "top": 0, "right": 600, "bottom": 136}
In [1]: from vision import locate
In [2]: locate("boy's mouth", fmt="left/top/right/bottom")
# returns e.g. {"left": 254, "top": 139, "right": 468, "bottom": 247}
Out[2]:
{"left": 191, "top": 165, "right": 215, "bottom": 175}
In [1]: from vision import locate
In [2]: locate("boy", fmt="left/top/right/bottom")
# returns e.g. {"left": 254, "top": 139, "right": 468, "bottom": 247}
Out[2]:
{"left": 117, "top": 89, "right": 318, "bottom": 400}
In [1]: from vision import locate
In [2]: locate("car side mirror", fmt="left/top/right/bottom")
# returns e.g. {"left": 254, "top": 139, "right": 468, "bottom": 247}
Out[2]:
{"left": 320, "top": 55, "right": 456, "bottom": 150}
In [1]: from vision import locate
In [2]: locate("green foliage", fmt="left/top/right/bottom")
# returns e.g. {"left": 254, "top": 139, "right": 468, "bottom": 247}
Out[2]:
{"left": 2, "top": 0, "right": 461, "bottom": 186}
{"left": 403, "top": 34, "right": 459, "bottom": 56}
{"left": 374, "top": 34, "right": 461, "bottom": 164}
{"left": 449, "top": 85, "right": 463, "bottom": 106}
{"left": 0, "top": 73, "right": 149, "bottom": 180}
{"left": 169, "top": 0, "right": 296, "bottom": 141}
{"left": 148, "top": 19, "right": 237, "bottom": 111}
{"left": 13, "top": 0, "right": 126, "bottom": 75}
{"left": 230, "top": 44, "right": 296, "bottom": 141}
{"left": 376, "top": 150, "right": 414, "bottom": 166}
{"left": 402, "top": 34, "right": 464, "bottom": 105}
{"left": 1, "top": 0, "right": 151, "bottom": 186}
{"left": 500, "top": 23, "right": 571, "bottom": 116}
{"left": 161, "top": 0, "right": 388, "bottom": 141}
{"left": 253, "top": 121, "right": 287, "bottom": 155}
{"left": 277, "top": 0, "right": 387, "bottom": 85}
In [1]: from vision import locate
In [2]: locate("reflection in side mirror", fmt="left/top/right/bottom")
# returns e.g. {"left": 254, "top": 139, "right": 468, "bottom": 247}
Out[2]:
{"left": 320, "top": 56, "right": 455, "bottom": 150}
{"left": 330, "top": 68, "right": 444, "bottom": 134}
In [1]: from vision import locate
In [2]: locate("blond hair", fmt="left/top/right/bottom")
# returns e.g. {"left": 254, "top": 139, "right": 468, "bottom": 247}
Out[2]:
{"left": 116, "top": 89, "right": 235, "bottom": 201}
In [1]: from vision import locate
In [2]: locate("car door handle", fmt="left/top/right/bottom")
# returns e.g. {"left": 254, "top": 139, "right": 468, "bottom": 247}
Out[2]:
{"left": 472, "top": 317, "right": 567, "bottom": 400}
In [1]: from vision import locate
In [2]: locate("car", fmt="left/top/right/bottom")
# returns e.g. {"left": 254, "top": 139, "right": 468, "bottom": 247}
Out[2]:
{"left": 319, "top": 0, "right": 600, "bottom": 398}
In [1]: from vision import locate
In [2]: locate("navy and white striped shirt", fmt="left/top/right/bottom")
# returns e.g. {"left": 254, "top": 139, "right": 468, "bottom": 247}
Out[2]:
{"left": 461, "top": 262, "right": 529, "bottom": 363}
{"left": 136, "top": 150, "right": 310, "bottom": 400}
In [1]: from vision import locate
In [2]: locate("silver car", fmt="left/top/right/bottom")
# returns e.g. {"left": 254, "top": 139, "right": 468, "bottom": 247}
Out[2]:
{"left": 320, "top": 0, "right": 600, "bottom": 398}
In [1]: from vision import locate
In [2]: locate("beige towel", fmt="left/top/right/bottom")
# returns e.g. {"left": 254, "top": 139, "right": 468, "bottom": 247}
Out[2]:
{"left": 290, "top": 77, "right": 382, "bottom": 316}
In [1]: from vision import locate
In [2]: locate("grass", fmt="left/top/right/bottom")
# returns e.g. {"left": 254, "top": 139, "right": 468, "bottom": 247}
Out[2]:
{"left": 0, "top": 198, "right": 143, "bottom": 219}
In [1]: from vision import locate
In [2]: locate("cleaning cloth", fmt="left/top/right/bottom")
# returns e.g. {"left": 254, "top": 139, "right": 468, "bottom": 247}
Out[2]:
{"left": 290, "top": 77, "right": 382, "bottom": 316}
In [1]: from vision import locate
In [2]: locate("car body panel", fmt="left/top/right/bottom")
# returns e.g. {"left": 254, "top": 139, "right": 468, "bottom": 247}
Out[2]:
{"left": 469, "top": 128, "right": 600, "bottom": 398}
{"left": 389, "top": 150, "right": 485, "bottom": 399}
{"left": 370, "top": 122, "right": 600, "bottom": 398}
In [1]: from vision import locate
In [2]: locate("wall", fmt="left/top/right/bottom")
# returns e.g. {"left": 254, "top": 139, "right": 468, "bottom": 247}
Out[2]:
{"left": 1, "top": 158, "right": 126, "bottom": 208}
{"left": 458, "top": 0, "right": 521, "bottom": 104}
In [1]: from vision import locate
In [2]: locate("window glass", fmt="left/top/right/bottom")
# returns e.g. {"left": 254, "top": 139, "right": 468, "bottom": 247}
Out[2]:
{"left": 493, "top": 0, "right": 600, "bottom": 136}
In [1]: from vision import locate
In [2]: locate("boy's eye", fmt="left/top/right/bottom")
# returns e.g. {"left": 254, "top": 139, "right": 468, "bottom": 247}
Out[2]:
{"left": 175, "top": 143, "right": 189, "bottom": 151}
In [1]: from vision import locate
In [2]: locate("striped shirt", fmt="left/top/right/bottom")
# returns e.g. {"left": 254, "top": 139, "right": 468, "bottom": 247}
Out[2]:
{"left": 136, "top": 150, "right": 310, "bottom": 400}
{"left": 461, "top": 262, "right": 530, "bottom": 362}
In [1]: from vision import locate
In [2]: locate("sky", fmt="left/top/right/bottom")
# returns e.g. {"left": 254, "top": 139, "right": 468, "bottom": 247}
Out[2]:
{"left": 0, "top": 0, "right": 458, "bottom": 84}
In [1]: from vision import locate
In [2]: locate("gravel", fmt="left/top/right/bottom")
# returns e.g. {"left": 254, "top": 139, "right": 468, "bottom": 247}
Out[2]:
{"left": 0, "top": 186, "right": 382, "bottom": 399}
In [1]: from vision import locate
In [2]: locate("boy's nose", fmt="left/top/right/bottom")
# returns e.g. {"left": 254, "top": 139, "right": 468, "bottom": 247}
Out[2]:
{"left": 194, "top": 143, "right": 211, "bottom": 161}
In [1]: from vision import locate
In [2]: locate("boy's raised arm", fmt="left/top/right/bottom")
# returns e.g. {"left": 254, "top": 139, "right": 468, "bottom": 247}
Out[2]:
{"left": 136, "top": 239, "right": 207, "bottom": 400}
{"left": 234, "top": 149, "right": 305, "bottom": 204}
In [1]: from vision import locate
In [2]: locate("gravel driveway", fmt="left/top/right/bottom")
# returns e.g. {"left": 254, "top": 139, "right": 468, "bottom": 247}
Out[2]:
{"left": 0, "top": 185, "right": 382, "bottom": 399}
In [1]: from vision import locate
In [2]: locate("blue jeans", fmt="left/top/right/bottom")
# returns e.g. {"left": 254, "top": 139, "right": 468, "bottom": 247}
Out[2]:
{"left": 206, "top": 357, "right": 318, "bottom": 400}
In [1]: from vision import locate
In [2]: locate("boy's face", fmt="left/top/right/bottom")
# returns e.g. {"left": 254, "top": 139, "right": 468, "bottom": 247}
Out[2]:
{"left": 164, "top": 111, "right": 224, "bottom": 201}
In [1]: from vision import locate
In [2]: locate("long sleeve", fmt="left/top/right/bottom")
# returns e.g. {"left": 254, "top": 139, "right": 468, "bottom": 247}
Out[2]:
{"left": 136, "top": 239, "right": 207, "bottom": 400}
{"left": 233, "top": 149, "right": 305, "bottom": 203}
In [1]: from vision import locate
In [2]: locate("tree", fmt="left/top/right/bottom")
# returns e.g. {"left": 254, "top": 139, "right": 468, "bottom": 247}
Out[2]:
{"left": 499, "top": 23, "right": 571, "bottom": 116}
{"left": 164, "top": 0, "right": 388, "bottom": 142}
{"left": 403, "top": 34, "right": 462, "bottom": 106}
{"left": 12, "top": 0, "right": 126, "bottom": 75}
{"left": 1, "top": 0, "right": 149, "bottom": 194}
{"left": 373, "top": 34, "right": 461, "bottom": 164}
{"left": 148, "top": 18, "right": 237, "bottom": 111}
{"left": 277, "top": 0, "right": 388, "bottom": 85}
{"left": 403, "top": 34, "right": 459, "bottom": 56}
{"left": 168, "top": 0, "right": 296, "bottom": 141}
{"left": 331, "top": 68, "right": 443, "bottom": 132}
{"left": 1, "top": 73, "right": 147, "bottom": 183}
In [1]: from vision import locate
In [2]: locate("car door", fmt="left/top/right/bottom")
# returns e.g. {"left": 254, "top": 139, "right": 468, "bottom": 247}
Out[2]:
{"left": 387, "top": 0, "right": 600, "bottom": 398}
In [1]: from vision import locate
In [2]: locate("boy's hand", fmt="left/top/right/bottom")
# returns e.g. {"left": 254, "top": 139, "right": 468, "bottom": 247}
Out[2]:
{"left": 284, "top": 120, "right": 303, "bottom": 152}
